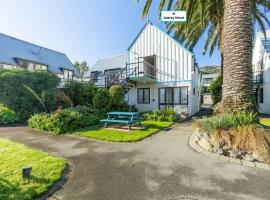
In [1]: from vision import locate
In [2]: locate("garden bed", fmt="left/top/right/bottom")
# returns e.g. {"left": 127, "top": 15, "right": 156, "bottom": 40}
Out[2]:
{"left": 72, "top": 121, "right": 173, "bottom": 142}
{"left": 0, "top": 138, "right": 67, "bottom": 200}
{"left": 194, "top": 112, "right": 270, "bottom": 165}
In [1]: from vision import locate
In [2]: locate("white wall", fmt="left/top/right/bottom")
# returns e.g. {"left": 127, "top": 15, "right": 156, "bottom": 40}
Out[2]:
{"left": 0, "top": 63, "right": 17, "bottom": 69}
{"left": 253, "top": 32, "right": 270, "bottom": 114}
{"left": 127, "top": 81, "right": 198, "bottom": 116}
{"left": 129, "top": 23, "right": 194, "bottom": 82}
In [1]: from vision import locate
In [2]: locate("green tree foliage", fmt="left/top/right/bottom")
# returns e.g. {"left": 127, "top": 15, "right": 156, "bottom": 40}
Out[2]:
{"left": 74, "top": 61, "right": 89, "bottom": 78}
{"left": 109, "top": 85, "right": 125, "bottom": 110}
{"left": 93, "top": 88, "right": 111, "bottom": 111}
{"left": 0, "top": 69, "right": 60, "bottom": 120}
{"left": 65, "top": 81, "right": 97, "bottom": 106}
{"left": 209, "top": 75, "right": 221, "bottom": 106}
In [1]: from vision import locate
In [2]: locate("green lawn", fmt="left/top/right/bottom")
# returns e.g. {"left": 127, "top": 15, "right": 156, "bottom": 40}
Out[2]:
{"left": 260, "top": 118, "right": 270, "bottom": 127}
{"left": 73, "top": 120, "right": 173, "bottom": 142}
{"left": 0, "top": 139, "right": 66, "bottom": 200}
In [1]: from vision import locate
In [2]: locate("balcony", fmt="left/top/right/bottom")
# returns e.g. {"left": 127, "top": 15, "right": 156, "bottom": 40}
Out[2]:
{"left": 127, "top": 61, "right": 176, "bottom": 83}
{"left": 253, "top": 71, "right": 264, "bottom": 84}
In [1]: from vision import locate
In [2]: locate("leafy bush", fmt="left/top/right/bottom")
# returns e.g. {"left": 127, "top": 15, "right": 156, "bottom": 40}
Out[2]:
{"left": 0, "top": 106, "right": 19, "bottom": 125}
{"left": 0, "top": 69, "right": 60, "bottom": 120}
{"left": 144, "top": 108, "right": 176, "bottom": 122}
{"left": 195, "top": 111, "right": 258, "bottom": 134}
{"left": 93, "top": 88, "right": 111, "bottom": 111}
{"left": 65, "top": 81, "right": 97, "bottom": 106}
{"left": 109, "top": 85, "right": 125, "bottom": 109}
{"left": 28, "top": 106, "right": 100, "bottom": 134}
{"left": 209, "top": 75, "right": 221, "bottom": 106}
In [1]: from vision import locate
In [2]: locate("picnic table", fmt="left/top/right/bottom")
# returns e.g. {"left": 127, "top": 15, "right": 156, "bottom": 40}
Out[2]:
{"left": 100, "top": 112, "right": 143, "bottom": 131}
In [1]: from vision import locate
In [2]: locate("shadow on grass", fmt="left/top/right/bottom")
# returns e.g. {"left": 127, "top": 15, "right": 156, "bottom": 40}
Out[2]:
{"left": 75, "top": 123, "right": 166, "bottom": 133}
{"left": 0, "top": 162, "right": 70, "bottom": 200}
{"left": 0, "top": 175, "right": 50, "bottom": 200}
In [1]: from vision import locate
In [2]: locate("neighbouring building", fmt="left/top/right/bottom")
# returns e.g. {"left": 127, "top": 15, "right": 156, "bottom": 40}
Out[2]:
{"left": 200, "top": 73, "right": 220, "bottom": 106}
{"left": 90, "top": 22, "right": 201, "bottom": 117}
{"left": 0, "top": 33, "right": 80, "bottom": 87}
{"left": 252, "top": 30, "right": 270, "bottom": 114}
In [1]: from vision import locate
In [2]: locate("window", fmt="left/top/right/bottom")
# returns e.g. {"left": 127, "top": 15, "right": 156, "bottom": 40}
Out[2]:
{"left": 15, "top": 58, "right": 48, "bottom": 71}
{"left": 91, "top": 71, "right": 100, "bottom": 82}
{"left": 63, "top": 69, "right": 74, "bottom": 81}
{"left": 193, "top": 87, "right": 196, "bottom": 95}
{"left": 260, "top": 88, "right": 264, "bottom": 103}
{"left": 137, "top": 88, "right": 150, "bottom": 104}
{"left": 159, "top": 87, "right": 188, "bottom": 106}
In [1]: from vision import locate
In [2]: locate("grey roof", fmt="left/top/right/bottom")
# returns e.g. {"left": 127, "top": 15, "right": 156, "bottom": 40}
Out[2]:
{"left": 90, "top": 53, "right": 128, "bottom": 72}
{"left": 0, "top": 33, "right": 79, "bottom": 76}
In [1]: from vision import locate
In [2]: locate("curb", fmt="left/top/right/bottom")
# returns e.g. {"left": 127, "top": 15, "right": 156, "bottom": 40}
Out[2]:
{"left": 188, "top": 131, "right": 270, "bottom": 171}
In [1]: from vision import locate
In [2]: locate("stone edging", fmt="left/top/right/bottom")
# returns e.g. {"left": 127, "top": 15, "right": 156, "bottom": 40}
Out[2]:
{"left": 188, "top": 131, "right": 270, "bottom": 170}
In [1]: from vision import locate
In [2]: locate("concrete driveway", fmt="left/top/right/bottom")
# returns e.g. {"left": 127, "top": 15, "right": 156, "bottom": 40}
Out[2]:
{"left": 0, "top": 121, "right": 270, "bottom": 200}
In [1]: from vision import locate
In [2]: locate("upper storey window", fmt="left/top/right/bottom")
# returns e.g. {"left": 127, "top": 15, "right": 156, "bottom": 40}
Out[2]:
{"left": 15, "top": 58, "right": 48, "bottom": 71}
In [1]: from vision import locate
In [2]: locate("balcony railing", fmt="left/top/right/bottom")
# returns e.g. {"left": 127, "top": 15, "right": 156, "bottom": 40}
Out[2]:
{"left": 253, "top": 71, "right": 263, "bottom": 83}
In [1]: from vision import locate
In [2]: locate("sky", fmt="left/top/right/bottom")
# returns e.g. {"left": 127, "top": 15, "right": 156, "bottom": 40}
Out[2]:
{"left": 0, "top": 0, "right": 268, "bottom": 70}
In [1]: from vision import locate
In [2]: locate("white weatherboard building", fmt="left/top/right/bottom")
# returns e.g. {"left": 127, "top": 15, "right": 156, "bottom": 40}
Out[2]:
{"left": 90, "top": 22, "right": 200, "bottom": 117}
{"left": 252, "top": 30, "right": 270, "bottom": 114}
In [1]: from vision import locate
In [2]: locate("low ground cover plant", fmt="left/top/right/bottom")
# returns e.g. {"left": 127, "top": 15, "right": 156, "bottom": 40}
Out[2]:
{"left": 195, "top": 112, "right": 270, "bottom": 163}
{"left": 28, "top": 106, "right": 100, "bottom": 134}
{"left": 144, "top": 108, "right": 176, "bottom": 122}
{"left": 0, "top": 106, "right": 19, "bottom": 125}
{"left": 0, "top": 138, "right": 66, "bottom": 200}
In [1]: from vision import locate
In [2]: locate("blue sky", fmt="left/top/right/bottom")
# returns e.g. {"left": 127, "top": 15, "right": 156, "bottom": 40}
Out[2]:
{"left": 0, "top": 0, "right": 268, "bottom": 69}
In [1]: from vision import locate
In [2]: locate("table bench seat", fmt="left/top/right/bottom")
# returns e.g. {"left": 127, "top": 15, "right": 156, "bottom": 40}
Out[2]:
{"left": 100, "top": 112, "right": 143, "bottom": 131}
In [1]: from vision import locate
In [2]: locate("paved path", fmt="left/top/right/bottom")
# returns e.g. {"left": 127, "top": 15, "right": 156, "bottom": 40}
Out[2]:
{"left": 1, "top": 121, "right": 270, "bottom": 200}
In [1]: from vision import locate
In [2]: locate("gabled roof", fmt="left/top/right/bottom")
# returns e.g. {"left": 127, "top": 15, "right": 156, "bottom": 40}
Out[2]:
{"left": 0, "top": 33, "right": 79, "bottom": 76}
{"left": 127, "top": 21, "right": 193, "bottom": 56}
{"left": 90, "top": 53, "right": 128, "bottom": 72}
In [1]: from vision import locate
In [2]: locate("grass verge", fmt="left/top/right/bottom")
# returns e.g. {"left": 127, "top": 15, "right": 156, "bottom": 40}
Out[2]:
{"left": 73, "top": 120, "right": 173, "bottom": 142}
{"left": 0, "top": 138, "right": 66, "bottom": 200}
{"left": 260, "top": 118, "right": 270, "bottom": 127}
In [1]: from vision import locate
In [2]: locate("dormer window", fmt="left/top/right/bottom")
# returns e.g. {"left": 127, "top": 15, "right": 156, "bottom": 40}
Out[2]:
{"left": 15, "top": 58, "right": 48, "bottom": 71}
{"left": 63, "top": 69, "right": 74, "bottom": 81}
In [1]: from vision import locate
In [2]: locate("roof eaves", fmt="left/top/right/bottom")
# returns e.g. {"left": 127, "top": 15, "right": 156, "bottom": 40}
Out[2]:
{"left": 127, "top": 23, "right": 149, "bottom": 51}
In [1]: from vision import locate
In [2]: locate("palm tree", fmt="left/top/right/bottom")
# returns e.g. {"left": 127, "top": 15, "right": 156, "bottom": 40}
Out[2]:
{"left": 221, "top": 0, "right": 254, "bottom": 112}
{"left": 138, "top": 0, "right": 270, "bottom": 112}
{"left": 74, "top": 61, "right": 89, "bottom": 78}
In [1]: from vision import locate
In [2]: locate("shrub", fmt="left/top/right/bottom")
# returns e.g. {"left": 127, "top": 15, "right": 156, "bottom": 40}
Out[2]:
{"left": 195, "top": 111, "right": 258, "bottom": 134}
{"left": 109, "top": 85, "right": 125, "bottom": 109}
{"left": 0, "top": 69, "right": 60, "bottom": 120}
{"left": 0, "top": 106, "right": 19, "bottom": 125}
{"left": 65, "top": 81, "right": 97, "bottom": 106}
{"left": 144, "top": 108, "right": 176, "bottom": 122}
{"left": 209, "top": 75, "right": 221, "bottom": 106}
{"left": 93, "top": 88, "right": 111, "bottom": 111}
{"left": 28, "top": 106, "right": 100, "bottom": 134}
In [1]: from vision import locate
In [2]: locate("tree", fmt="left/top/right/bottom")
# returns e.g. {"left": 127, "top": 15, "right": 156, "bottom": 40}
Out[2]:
{"left": 74, "top": 61, "right": 89, "bottom": 78}
{"left": 138, "top": 0, "right": 270, "bottom": 112}
{"left": 221, "top": 0, "right": 255, "bottom": 112}
{"left": 209, "top": 75, "right": 221, "bottom": 105}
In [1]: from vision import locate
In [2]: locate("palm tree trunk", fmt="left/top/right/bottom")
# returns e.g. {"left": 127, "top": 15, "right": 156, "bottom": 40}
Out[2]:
{"left": 221, "top": 0, "right": 255, "bottom": 113}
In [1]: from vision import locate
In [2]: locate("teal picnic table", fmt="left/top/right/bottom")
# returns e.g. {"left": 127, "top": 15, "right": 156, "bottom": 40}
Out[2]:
{"left": 100, "top": 112, "right": 143, "bottom": 131}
